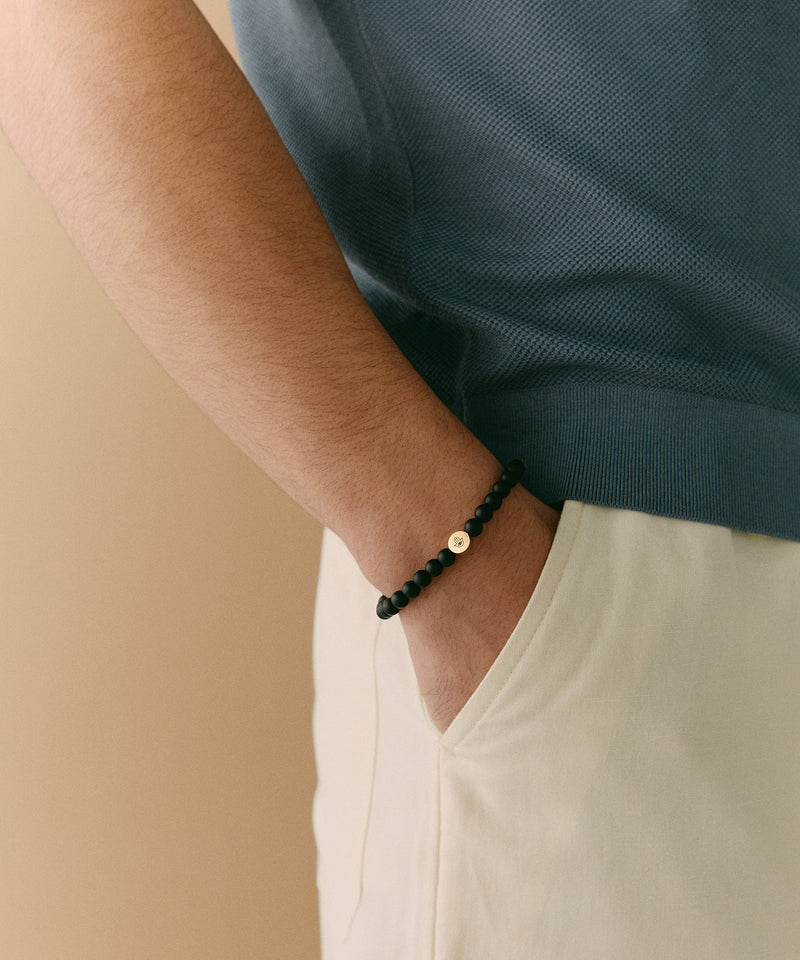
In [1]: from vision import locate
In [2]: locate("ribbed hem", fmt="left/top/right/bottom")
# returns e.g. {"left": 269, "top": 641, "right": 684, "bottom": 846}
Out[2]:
{"left": 466, "top": 382, "right": 800, "bottom": 543}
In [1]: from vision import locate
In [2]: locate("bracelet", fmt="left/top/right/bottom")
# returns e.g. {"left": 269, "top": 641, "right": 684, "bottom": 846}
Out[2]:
{"left": 375, "top": 459, "right": 524, "bottom": 620}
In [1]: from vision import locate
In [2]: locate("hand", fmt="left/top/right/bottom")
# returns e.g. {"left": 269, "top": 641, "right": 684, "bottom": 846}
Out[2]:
{"left": 398, "top": 486, "right": 560, "bottom": 732}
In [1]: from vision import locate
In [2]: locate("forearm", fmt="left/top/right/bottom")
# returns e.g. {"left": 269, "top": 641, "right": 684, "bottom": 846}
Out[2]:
{"left": 0, "top": 0, "right": 508, "bottom": 591}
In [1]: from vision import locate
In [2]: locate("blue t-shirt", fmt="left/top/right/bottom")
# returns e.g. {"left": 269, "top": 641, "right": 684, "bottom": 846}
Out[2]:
{"left": 229, "top": 0, "right": 800, "bottom": 540}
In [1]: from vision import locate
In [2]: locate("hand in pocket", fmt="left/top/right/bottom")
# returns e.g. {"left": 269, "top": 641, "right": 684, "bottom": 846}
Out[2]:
{"left": 399, "top": 487, "right": 560, "bottom": 732}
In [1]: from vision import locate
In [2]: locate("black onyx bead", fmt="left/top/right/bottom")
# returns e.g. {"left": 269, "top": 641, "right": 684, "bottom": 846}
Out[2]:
{"left": 500, "top": 460, "right": 525, "bottom": 487}
{"left": 464, "top": 517, "right": 483, "bottom": 537}
{"left": 484, "top": 491, "right": 503, "bottom": 510}
{"left": 438, "top": 548, "right": 456, "bottom": 567}
{"left": 390, "top": 589, "right": 409, "bottom": 610}
{"left": 413, "top": 568, "right": 432, "bottom": 588}
{"left": 505, "top": 459, "right": 524, "bottom": 482}
{"left": 425, "top": 558, "right": 444, "bottom": 577}
{"left": 376, "top": 596, "right": 395, "bottom": 619}
{"left": 402, "top": 579, "right": 421, "bottom": 599}
{"left": 475, "top": 503, "right": 494, "bottom": 523}
{"left": 493, "top": 480, "right": 511, "bottom": 499}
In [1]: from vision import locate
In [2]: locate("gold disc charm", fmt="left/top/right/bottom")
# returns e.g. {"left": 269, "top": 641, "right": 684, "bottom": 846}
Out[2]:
{"left": 448, "top": 531, "right": 471, "bottom": 554}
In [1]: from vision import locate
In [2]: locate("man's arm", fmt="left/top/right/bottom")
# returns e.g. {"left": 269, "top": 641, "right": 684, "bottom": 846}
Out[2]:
{"left": 0, "top": 0, "right": 558, "bottom": 730}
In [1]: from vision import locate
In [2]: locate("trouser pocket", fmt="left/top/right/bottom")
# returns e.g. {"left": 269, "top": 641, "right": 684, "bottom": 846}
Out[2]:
{"left": 433, "top": 506, "right": 800, "bottom": 960}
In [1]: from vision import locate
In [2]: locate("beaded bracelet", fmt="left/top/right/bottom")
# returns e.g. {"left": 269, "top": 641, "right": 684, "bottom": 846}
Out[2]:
{"left": 376, "top": 459, "right": 524, "bottom": 620}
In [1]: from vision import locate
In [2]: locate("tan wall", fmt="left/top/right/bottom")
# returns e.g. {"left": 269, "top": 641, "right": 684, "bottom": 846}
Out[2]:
{"left": 0, "top": 3, "right": 322, "bottom": 957}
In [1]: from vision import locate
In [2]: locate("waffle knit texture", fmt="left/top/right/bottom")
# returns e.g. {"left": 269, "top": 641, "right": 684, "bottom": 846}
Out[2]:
{"left": 228, "top": 0, "right": 800, "bottom": 541}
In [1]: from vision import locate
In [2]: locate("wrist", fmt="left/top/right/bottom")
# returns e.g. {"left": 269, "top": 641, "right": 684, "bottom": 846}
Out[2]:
{"left": 375, "top": 459, "right": 526, "bottom": 620}
{"left": 340, "top": 431, "right": 506, "bottom": 594}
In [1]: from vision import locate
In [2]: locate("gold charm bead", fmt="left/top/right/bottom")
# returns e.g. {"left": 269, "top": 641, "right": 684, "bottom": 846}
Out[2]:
{"left": 448, "top": 531, "right": 471, "bottom": 554}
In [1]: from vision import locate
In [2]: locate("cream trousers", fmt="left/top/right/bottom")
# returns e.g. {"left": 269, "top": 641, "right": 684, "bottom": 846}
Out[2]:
{"left": 312, "top": 501, "right": 800, "bottom": 959}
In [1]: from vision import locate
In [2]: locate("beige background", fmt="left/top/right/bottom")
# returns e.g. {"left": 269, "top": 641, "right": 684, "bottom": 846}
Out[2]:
{"left": 1, "top": 2, "right": 323, "bottom": 957}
